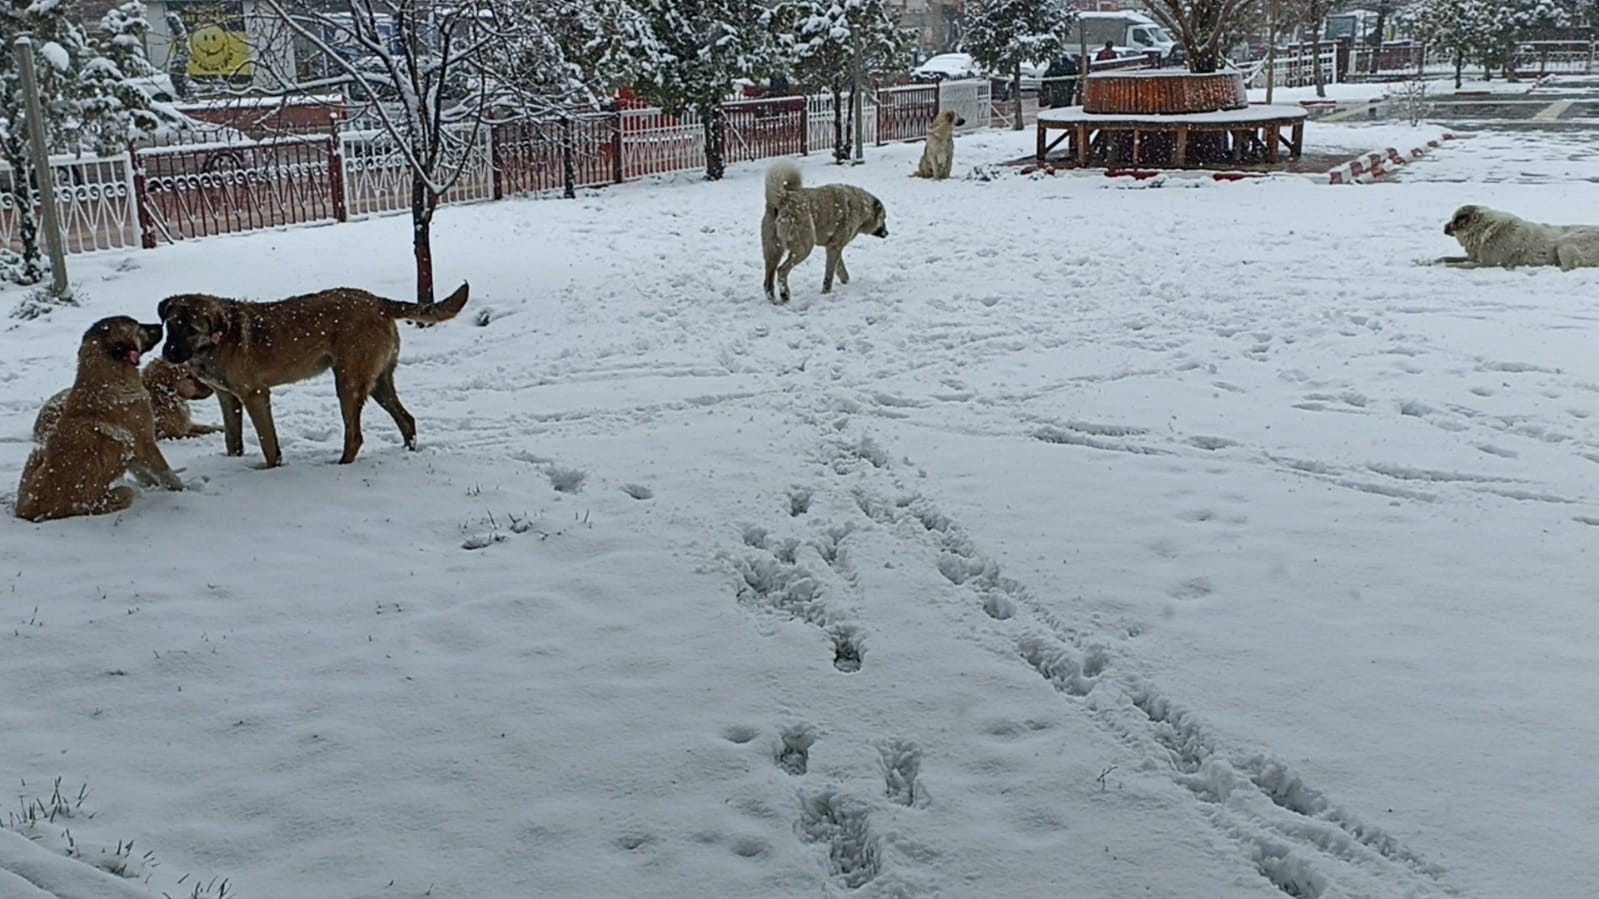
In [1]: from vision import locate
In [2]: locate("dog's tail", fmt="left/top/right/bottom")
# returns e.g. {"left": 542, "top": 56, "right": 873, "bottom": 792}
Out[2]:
{"left": 380, "top": 282, "right": 470, "bottom": 325}
{"left": 765, "top": 161, "right": 803, "bottom": 210}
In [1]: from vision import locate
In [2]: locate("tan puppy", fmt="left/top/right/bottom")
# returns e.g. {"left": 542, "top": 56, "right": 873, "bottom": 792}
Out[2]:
{"left": 762, "top": 161, "right": 889, "bottom": 304}
{"left": 142, "top": 358, "right": 222, "bottom": 438}
{"left": 34, "top": 358, "right": 220, "bottom": 442}
{"left": 1441, "top": 204, "right": 1599, "bottom": 270}
{"left": 913, "top": 110, "right": 966, "bottom": 180}
{"left": 16, "top": 317, "right": 184, "bottom": 522}
{"left": 158, "top": 283, "right": 469, "bottom": 466}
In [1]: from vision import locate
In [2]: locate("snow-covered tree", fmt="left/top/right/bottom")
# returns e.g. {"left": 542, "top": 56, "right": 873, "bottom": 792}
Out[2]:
{"left": 542, "top": 0, "right": 659, "bottom": 94}
{"left": 165, "top": 10, "right": 190, "bottom": 99}
{"left": 1147, "top": 0, "right": 1254, "bottom": 73}
{"left": 1479, "top": 0, "right": 1569, "bottom": 80}
{"left": 1403, "top": 0, "right": 1565, "bottom": 86}
{"left": 774, "top": 0, "right": 913, "bottom": 161}
{"left": 613, "top": 0, "right": 778, "bottom": 180}
{"left": 1, "top": 0, "right": 157, "bottom": 287}
{"left": 1402, "top": 0, "right": 1482, "bottom": 86}
{"left": 961, "top": 0, "right": 1075, "bottom": 130}
{"left": 258, "top": 0, "right": 581, "bottom": 302}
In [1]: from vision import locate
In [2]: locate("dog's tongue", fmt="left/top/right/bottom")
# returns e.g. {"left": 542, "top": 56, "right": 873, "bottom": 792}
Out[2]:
{"left": 127, "top": 349, "right": 142, "bottom": 366}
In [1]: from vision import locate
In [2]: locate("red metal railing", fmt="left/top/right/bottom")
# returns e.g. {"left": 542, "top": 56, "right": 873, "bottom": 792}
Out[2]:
{"left": 724, "top": 97, "right": 807, "bottom": 162}
{"left": 135, "top": 133, "right": 338, "bottom": 243}
{"left": 876, "top": 84, "right": 939, "bottom": 144}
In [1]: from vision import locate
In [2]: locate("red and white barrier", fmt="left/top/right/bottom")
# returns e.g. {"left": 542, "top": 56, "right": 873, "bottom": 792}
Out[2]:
{"left": 1325, "top": 133, "right": 1457, "bottom": 184}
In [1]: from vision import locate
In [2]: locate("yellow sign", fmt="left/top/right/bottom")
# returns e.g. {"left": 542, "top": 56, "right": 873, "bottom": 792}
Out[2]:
{"left": 188, "top": 23, "right": 253, "bottom": 78}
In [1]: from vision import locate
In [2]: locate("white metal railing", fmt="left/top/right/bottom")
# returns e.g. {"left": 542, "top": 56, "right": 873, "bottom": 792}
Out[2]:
{"left": 339, "top": 127, "right": 493, "bottom": 218}
{"left": 1, "top": 153, "right": 141, "bottom": 254}
{"left": 618, "top": 106, "right": 705, "bottom": 179}
{"left": 937, "top": 79, "right": 992, "bottom": 131}
{"left": 1249, "top": 44, "right": 1341, "bottom": 89}
{"left": 804, "top": 91, "right": 880, "bottom": 154}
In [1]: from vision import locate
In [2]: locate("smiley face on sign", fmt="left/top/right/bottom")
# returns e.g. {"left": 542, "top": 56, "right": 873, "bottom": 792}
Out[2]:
{"left": 186, "top": 18, "right": 254, "bottom": 78}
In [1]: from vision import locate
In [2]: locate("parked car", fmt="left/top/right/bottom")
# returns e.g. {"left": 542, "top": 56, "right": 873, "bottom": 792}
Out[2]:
{"left": 911, "top": 52, "right": 981, "bottom": 83}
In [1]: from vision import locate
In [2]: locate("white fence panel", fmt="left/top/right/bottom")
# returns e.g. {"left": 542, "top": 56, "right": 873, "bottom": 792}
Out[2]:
{"left": 620, "top": 107, "right": 705, "bottom": 178}
{"left": 341, "top": 126, "right": 493, "bottom": 218}
{"left": 937, "top": 79, "right": 992, "bottom": 131}
{"left": 1, "top": 153, "right": 140, "bottom": 254}
{"left": 1249, "top": 46, "right": 1341, "bottom": 89}
{"left": 803, "top": 92, "right": 879, "bottom": 156}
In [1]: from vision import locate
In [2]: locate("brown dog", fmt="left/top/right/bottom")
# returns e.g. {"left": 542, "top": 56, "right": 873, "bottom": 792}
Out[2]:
{"left": 16, "top": 317, "right": 184, "bottom": 522}
{"left": 157, "top": 283, "right": 469, "bottom": 467}
{"left": 34, "top": 358, "right": 220, "bottom": 442}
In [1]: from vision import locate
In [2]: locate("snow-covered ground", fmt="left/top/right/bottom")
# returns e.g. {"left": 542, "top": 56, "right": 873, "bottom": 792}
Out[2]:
{"left": 3, "top": 118, "right": 1597, "bottom": 899}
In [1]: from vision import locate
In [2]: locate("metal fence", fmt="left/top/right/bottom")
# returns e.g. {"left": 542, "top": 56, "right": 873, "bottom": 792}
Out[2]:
{"left": 1248, "top": 44, "right": 1343, "bottom": 89}
{"left": 1, "top": 79, "right": 993, "bottom": 257}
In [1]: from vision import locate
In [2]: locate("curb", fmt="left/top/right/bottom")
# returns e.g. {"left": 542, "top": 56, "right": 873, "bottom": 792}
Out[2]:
{"left": 1325, "top": 132, "right": 1457, "bottom": 184}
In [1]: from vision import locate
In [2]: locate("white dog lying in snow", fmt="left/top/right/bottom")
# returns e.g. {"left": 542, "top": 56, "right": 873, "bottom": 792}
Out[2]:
{"left": 1439, "top": 204, "right": 1599, "bottom": 271}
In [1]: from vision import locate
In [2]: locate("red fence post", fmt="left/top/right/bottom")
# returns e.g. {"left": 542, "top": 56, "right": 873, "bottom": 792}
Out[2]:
{"left": 490, "top": 122, "right": 504, "bottom": 201}
{"left": 875, "top": 87, "right": 885, "bottom": 146}
{"left": 127, "top": 140, "right": 157, "bottom": 249}
{"left": 328, "top": 116, "right": 347, "bottom": 223}
{"left": 611, "top": 111, "right": 624, "bottom": 184}
{"left": 799, "top": 98, "right": 808, "bottom": 156}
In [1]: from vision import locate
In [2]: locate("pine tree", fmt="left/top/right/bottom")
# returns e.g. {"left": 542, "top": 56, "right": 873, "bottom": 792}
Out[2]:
{"left": 1403, "top": 0, "right": 1566, "bottom": 86}
{"left": 774, "top": 0, "right": 913, "bottom": 161}
{"left": 961, "top": 0, "right": 1075, "bottom": 129}
{"left": 1402, "top": 0, "right": 1480, "bottom": 87}
{"left": 1, "top": 0, "right": 157, "bottom": 286}
{"left": 1481, "top": 0, "right": 1569, "bottom": 80}
{"left": 618, "top": 0, "right": 778, "bottom": 180}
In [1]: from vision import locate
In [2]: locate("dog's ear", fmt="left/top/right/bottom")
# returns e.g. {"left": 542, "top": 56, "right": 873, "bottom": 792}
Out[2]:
{"left": 207, "top": 302, "right": 230, "bottom": 337}
{"left": 157, "top": 297, "right": 175, "bottom": 321}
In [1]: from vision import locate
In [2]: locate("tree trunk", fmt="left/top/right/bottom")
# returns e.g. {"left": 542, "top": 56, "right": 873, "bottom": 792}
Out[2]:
{"left": 702, "top": 104, "right": 726, "bottom": 181}
{"left": 411, "top": 173, "right": 436, "bottom": 305}
{"left": 561, "top": 116, "right": 576, "bottom": 199}
{"left": 1012, "top": 66, "right": 1024, "bottom": 130}
{"left": 832, "top": 87, "right": 848, "bottom": 163}
{"left": 1313, "top": 37, "right": 1326, "bottom": 98}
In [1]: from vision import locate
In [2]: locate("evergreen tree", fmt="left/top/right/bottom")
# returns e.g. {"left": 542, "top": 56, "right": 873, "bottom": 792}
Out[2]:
{"left": 0, "top": 0, "right": 157, "bottom": 287}
{"left": 774, "top": 0, "right": 913, "bottom": 161}
{"left": 961, "top": 0, "right": 1074, "bottom": 129}
{"left": 1402, "top": 0, "right": 1481, "bottom": 87}
{"left": 618, "top": 0, "right": 777, "bottom": 180}
{"left": 1480, "top": 0, "right": 1569, "bottom": 80}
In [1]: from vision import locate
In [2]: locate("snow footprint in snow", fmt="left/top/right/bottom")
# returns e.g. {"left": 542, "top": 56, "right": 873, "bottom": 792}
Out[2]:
{"left": 776, "top": 724, "right": 816, "bottom": 776}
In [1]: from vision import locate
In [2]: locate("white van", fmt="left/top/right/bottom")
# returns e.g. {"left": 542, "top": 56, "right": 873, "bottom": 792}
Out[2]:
{"left": 1065, "top": 11, "right": 1177, "bottom": 61}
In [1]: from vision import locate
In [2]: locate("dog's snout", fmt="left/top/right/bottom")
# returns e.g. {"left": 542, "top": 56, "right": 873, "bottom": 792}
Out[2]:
{"left": 139, "top": 324, "right": 164, "bottom": 351}
{"left": 1443, "top": 222, "right": 1454, "bottom": 235}
{"left": 956, "top": 116, "right": 966, "bottom": 126}
{"left": 161, "top": 339, "right": 190, "bottom": 364}
{"left": 873, "top": 226, "right": 888, "bottom": 238}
